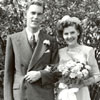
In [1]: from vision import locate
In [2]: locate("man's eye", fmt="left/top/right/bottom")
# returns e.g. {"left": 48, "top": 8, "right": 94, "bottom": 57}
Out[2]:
{"left": 32, "top": 12, "right": 36, "bottom": 15}
{"left": 31, "top": 12, "right": 42, "bottom": 16}
{"left": 37, "top": 13, "right": 42, "bottom": 16}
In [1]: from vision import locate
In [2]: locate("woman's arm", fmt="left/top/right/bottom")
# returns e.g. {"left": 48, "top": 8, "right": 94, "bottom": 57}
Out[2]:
{"left": 83, "top": 48, "right": 100, "bottom": 86}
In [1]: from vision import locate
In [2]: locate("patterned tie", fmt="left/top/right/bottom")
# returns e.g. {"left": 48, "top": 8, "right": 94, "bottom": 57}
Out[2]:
{"left": 29, "top": 35, "right": 37, "bottom": 50}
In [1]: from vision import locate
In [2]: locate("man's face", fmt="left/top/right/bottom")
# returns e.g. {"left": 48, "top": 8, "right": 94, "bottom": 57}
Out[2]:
{"left": 26, "top": 4, "right": 43, "bottom": 29}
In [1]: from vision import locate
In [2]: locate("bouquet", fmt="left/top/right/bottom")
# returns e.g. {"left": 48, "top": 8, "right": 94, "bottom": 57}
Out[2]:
{"left": 56, "top": 60, "right": 91, "bottom": 100}
{"left": 57, "top": 60, "right": 91, "bottom": 89}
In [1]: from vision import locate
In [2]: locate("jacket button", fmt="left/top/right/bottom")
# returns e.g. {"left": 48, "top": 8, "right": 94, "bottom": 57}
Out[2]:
{"left": 24, "top": 85, "right": 27, "bottom": 90}
{"left": 21, "top": 64, "right": 24, "bottom": 67}
{"left": 24, "top": 83, "right": 27, "bottom": 90}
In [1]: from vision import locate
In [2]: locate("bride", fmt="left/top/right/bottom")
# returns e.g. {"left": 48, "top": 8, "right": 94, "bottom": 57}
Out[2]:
{"left": 56, "top": 15, "right": 100, "bottom": 100}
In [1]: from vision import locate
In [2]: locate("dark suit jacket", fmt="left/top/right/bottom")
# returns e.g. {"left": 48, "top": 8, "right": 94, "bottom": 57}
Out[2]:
{"left": 4, "top": 28, "right": 59, "bottom": 100}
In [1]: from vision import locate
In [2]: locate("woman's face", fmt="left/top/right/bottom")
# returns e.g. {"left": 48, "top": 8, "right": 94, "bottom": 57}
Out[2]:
{"left": 63, "top": 26, "right": 79, "bottom": 46}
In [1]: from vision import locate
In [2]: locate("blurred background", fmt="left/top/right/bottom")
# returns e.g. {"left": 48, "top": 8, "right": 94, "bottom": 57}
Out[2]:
{"left": 0, "top": 0, "right": 100, "bottom": 100}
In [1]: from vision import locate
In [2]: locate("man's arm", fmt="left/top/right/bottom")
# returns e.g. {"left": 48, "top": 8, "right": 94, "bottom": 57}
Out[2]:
{"left": 39, "top": 38, "right": 60, "bottom": 85}
{"left": 24, "top": 37, "right": 59, "bottom": 85}
{"left": 4, "top": 36, "right": 15, "bottom": 100}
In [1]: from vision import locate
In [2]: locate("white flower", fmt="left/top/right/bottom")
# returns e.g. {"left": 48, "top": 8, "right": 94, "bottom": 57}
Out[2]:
{"left": 71, "top": 17, "right": 81, "bottom": 25}
{"left": 58, "top": 83, "right": 68, "bottom": 89}
{"left": 60, "top": 15, "right": 81, "bottom": 25}
{"left": 43, "top": 40, "right": 50, "bottom": 46}
{"left": 57, "top": 64, "right": 65, "bottom": 72}
{"left": 82, "top": 69, "right": 89, "bottom": 78}
{"left": 62, "top": 69, "right": 69, "bottom": 76}
{"left": 71, "top": 66, "right": 81, "bottom": 73}
{"left": 66, "top": 60, "right": 76, "bottom": 69}
{"left": 77, "top": 71, "right": 83, "bottom": 79}
{"left": 85, "top": 65, "right": 91, "bottom": 71}
{"left": 61, "top": 15, "right": 70, "bottom": 23}
{"left": 71, "top": 63, "right": 83, "bottom": 73}
{"left": 76, "top": 63, "right": 83, "bottom": 68}
{"left": 69, "top": 72, "right": 77, "bottom": 78}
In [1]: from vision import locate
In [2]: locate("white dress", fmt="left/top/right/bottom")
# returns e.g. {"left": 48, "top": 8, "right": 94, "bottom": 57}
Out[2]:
{"left": 58, "top": 44, "right": 100, "bottom": 100}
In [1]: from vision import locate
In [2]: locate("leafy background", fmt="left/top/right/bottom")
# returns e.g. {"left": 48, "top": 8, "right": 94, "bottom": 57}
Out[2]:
{"left": 0, "top": 0, "right": 100, "bottom": 100}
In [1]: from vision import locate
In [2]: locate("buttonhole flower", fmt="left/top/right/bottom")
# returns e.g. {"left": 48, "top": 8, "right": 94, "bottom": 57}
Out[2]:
{"left": 43, "top": 40, "right": 50, "bottom": 46}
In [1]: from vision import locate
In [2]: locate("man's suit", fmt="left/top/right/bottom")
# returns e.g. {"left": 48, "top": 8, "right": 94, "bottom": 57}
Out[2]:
{"left": 4, "top": 28, "right": 59, "bottom": 100}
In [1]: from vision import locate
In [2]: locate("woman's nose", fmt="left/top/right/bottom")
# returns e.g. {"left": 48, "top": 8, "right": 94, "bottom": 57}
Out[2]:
{"left": 67, "top": 33, "right": 71, "bottom": 38}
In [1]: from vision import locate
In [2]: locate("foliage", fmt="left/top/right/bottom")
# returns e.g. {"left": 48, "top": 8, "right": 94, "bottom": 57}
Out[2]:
{"left": 0, "top": 0, "right": 100, "bottom": 99}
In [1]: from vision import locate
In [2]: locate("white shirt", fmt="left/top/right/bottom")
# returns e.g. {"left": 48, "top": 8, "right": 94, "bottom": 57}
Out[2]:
{"left": 26, "top": 28, "right": 40, "bottom": 42}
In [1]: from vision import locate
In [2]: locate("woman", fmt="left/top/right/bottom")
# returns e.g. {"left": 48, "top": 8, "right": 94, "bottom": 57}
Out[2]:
{"left": 56, "top": 15, "right": 100, "bottom": 100}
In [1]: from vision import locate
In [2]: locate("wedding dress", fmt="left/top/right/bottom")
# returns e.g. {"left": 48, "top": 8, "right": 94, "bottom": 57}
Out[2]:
{"left": 57, "top": 44, "right": 99, "bottom": 100}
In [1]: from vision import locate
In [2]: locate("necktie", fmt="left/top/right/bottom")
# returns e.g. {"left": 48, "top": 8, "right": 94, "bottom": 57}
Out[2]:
{"left": 29, "top": 35, "right": 37, "bottom": 50}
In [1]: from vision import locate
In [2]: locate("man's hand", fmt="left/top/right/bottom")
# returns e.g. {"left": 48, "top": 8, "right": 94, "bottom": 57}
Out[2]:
{"left": 24, "top": 71, "right": 41, "bottom": 83}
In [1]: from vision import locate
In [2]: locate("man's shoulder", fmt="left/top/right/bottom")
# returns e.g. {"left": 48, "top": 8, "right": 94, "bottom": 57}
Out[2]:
{"left": 45, "top": 35, "right": 57, "bottom": 46}
{"left": 40, "top": 28, "right": 56, "bottom": 41}
{"left": 45, "top": 34, "right": 56, "bottom": 41}
{"left": 8, "top": 29, "right": 25, "bottom": 39}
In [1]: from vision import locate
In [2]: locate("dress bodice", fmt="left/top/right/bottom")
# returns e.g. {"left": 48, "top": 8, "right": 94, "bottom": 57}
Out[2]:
{"left": 59, "top": 45, "right": 88, "bottom": 64}
{"left": 57, "top": 44, "right": 100, "bottom": 100}
{"left": 58, "top": 44, "right": 99, "bottom": 75}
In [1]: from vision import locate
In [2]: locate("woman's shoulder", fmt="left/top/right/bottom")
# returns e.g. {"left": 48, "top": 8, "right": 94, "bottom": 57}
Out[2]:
{"left": 58, "top": 47, "right": 66, "bottom": 52}
{"left": 81, "top": 44, "right": 94, "bottom": 54}
{"left": 58, "top": 44, "right": 94, "bottom": 54}
{"left": 82, "top": 44, "right": 93, "bottom": 50}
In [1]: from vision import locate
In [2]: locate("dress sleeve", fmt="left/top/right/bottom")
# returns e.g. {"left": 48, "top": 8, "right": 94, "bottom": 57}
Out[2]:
{"left": 87, "top": 47, "right": 100, "bottom": 83}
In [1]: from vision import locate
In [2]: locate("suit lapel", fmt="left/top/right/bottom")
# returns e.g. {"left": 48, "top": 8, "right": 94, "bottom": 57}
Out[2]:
{"left": 18, "top": 29, "right": 33, "bottom": 65}
{"left": 21, "top": 30, "right": 32, "bottom": 51}
{"left": 27, "top": 31, "right": 47, "bottom": 72}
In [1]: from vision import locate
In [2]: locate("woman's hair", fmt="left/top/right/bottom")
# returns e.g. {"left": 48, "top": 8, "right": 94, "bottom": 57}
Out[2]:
{"left": 57, "top": 15, "right": 83, "bottom": 44}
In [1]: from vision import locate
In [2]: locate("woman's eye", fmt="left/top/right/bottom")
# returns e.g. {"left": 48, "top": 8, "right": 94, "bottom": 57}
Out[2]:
{"left": 71, "top": 31, "right": 75, "bottom": 34}
{"left": 64, "top": 33, "right": 68, "bottom": 35}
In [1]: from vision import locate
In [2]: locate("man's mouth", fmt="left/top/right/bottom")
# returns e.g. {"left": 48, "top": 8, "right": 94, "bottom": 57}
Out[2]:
{"left": 31, "top": 20, "right": 38, "bottom": 23}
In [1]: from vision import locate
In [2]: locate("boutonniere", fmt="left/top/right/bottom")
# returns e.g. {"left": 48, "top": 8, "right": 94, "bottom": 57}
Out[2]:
{"left": 43, "top": 40, "right": 50, "bottom": 46}
{"left": 43, "top": 40, "right": 50, "bottom": 53}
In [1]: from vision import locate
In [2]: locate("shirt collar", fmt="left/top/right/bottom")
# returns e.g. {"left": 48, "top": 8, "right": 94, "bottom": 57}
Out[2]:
{"left": 26, "top": 28, "right": 40, "bottom": 42}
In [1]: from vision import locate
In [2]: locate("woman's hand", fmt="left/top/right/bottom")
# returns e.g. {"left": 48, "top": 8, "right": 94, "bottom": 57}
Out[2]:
{"left": 68, "top": 83, "right": 84, "bottom": 89}
{"left": 83, "top": 75, "right": 100, "bottom": 86}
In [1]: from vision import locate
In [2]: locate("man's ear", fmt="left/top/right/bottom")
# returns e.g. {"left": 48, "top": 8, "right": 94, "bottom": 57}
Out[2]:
{"left": 41, "top": 14, "right": 44, "bottom": 21}
{"left": 23, "top": 11, "right": 27, "bottom": 26}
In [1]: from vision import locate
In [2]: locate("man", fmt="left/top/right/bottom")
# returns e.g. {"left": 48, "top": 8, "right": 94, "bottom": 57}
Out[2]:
{"left": 4, "top": 0, "right": 59, "bottom": 100}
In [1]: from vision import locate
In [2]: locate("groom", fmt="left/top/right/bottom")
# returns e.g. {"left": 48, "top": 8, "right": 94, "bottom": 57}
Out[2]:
{"left": 4, "top": 0, "right": 59, "bottom": 100}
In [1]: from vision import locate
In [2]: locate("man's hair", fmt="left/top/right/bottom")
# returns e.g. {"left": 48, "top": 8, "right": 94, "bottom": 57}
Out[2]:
{"left": 26, "top": 0, "right": 45, "bottom": 12}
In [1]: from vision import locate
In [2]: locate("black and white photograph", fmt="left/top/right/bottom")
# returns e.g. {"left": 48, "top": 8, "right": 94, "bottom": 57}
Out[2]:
{"left": 0, "top": 0, "right": 100, "bottom": 100}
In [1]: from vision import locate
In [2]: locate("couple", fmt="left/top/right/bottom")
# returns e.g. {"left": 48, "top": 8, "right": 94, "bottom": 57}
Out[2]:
{"left": 4, "top": 0, "right": 100, "bottom": 100}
